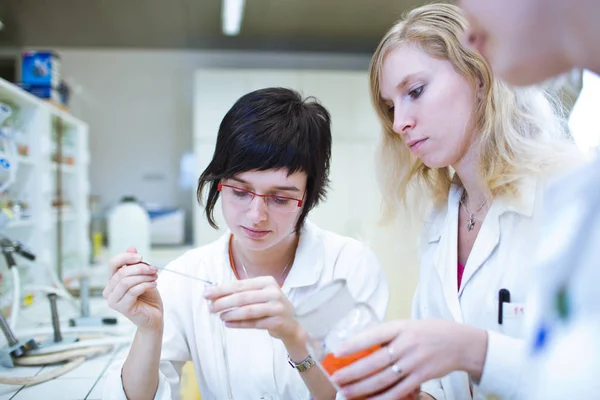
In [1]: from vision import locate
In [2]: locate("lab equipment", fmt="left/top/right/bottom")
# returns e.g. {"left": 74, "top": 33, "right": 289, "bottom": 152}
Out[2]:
{"left": 69, "top": 274, "right": 118, "bottom": 327}
{"left": 21, "top": 51, "right": 61, "bottom": 87}
{"left": 0, "top": 234, "right": 36, "bottom": 330}
{"left": 107, "top": 196, "right": 151, "bottom": 262}
{"left": 18, "top": 84, "right": 62, "bottom": 104}
{"left": 0, "top": 311, "right": 37, "bottom": 367}
{"left": 0, "top": 235, "right": 78, "bottom": 354}
{"left": 0, "top": 103, "right": 19, "bottom": 194}
{"left": 296, "top": 280, "right": 420, "bottom": 399}
{"left": 0, "top": 103, "right": 12, "bottom": 124}
{"left": 0, "top": 234, "right": 125, "bottom": 385}
{"left": 68, "top": 275, "right": 118, "bottom": 329}
{"left": 148, "top": 207, "right": 185, "bottom": 246}
{"left": 37, "top": 292, "right": 78, "bottom": 349}
{"left": 0, "top": 235, "right": 39, "bottom": 367}
{"left": 294, "top": 279, "right": 380, "bottom": 379}
{"left": 139, "top": 261, "right": 214, "bottom": 286}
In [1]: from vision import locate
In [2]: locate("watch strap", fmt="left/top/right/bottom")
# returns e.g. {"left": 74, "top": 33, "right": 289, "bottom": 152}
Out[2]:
{"left": 287, "top": 354, "right": 316, "bottom": 372}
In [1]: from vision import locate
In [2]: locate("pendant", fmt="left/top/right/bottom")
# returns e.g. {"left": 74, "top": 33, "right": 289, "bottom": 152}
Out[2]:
{"left": 467, "top": 216, "right": 475, "bottom": 231}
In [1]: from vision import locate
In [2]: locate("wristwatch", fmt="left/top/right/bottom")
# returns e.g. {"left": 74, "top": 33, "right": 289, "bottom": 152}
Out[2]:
{"left": 287, "top": 354, "right": 316, "bottom": 372}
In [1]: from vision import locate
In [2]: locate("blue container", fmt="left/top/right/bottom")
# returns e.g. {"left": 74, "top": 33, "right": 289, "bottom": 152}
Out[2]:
{"left": 21, "top": 51, "right": 61, "bottom": 87}
{"left": 18, "top": 83, "right": 61, "bottom": 103}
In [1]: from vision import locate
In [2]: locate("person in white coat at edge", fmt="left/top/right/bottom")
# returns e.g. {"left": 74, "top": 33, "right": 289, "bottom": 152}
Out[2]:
{"left": 329, "top": 3, "right": 582, "bottom": 400}
{"left": 101, "top": 87, "right": 389, "bottom": 400}
{"left": 459, "top": 0, "right": 600, "bottom": 398}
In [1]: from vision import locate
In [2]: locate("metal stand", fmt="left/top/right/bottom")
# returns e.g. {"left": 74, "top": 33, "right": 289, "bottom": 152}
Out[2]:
{"left": 0, "top": 235, "right": 78, "bottom": 363}
{"left": 0, "top": 236, "right": 38, "bottom": 367}
{"left": 38, "top": 293, "right": 78, "bottom": 348}
{"left": 0, "top": 311, "right": 37, "bottom": 367}
{"left": 68, "top": 275, "right": 117, "bottom": 327}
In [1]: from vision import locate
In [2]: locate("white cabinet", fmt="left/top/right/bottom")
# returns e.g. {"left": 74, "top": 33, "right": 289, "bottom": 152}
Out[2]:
{"left": 0, "top": 77, "right": 90, "bottom": 306}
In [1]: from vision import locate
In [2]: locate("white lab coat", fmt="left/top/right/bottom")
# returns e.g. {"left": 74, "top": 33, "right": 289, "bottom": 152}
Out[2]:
{"left": 525, "top": 158, "right": 600, "bottom": 399}
{"left": 414, "top": 180, "right": 542, "bottom": 400}
{"left": 102, "top": 221, "right": 389, "bottom": 400}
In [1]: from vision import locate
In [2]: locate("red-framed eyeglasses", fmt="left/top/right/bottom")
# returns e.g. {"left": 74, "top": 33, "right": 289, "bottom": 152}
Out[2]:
{"left": 217, "top": 183, "right": 304, "bottom": 213}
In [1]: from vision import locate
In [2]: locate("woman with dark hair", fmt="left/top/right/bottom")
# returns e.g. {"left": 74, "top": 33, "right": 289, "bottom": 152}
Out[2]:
{"left": 102, "top": 87, "right": 389, "bottom": 400}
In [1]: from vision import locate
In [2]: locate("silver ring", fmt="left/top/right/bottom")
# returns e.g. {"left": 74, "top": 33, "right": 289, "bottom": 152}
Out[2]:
{"left": 386, "top": 345, "right": 395, "bottom": 364}
{"left": 391, "top": 363, "right": 403, "bottom": 375}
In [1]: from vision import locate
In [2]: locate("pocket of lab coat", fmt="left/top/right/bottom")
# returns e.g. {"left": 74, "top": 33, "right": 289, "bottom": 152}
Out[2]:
{"left": 500, "top": 302, "right": 526, "bottom": 337}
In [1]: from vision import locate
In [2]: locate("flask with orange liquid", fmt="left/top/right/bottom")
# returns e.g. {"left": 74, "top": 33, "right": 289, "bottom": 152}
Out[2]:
{"left": 295, "top": 279, "right": 419, "bottom": 399}
{"left": 294, "top": 281, "right": 378, "bottom": 379}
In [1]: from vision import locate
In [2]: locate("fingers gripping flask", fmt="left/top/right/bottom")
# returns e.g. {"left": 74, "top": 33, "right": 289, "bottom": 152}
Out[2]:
{"left": 295, "top": 279, "right": 381, "bottom": 379}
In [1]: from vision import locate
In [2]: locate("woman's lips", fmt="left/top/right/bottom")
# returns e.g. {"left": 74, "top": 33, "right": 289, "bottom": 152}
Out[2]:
{"left": 242, "top": 227, "right": 271, "bottom": 239}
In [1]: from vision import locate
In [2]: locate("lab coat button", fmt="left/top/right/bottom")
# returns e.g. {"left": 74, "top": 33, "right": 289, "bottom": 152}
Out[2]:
{"left": 486, "top": 395, "right": 501, "bottom": 400}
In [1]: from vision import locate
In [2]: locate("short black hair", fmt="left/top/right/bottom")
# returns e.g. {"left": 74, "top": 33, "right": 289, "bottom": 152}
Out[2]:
{"left": 197, "top": 87, "right": 332, "bottom": 233}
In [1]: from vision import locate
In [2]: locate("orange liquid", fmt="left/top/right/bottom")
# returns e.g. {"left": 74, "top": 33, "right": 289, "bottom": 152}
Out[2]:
{"left": 321, "top": 345, "right": 381, "bottom": 375}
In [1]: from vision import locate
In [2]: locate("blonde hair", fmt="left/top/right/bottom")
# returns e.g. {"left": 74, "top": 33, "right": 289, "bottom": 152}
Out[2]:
{"left": 370, "top": 3, "right": 580, "bottom": 218}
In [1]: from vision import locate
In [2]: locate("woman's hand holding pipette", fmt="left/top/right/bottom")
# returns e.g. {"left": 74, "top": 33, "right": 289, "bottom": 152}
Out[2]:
{"left": 103, "top": 246, "right": 163, "bottom": 331}
{"left": 204, "top": 276, "right": 302, "bottom": 343}
{"left": 104, "top": 246, "right": 164, "bottom": 400}
{"left": 205, "top": 276, "right": 338, "bottom": 398}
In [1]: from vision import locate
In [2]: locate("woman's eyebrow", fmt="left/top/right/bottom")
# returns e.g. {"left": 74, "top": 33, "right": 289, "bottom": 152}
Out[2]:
{"left": 272, "top": 185, "right": 300, "bottom": 192}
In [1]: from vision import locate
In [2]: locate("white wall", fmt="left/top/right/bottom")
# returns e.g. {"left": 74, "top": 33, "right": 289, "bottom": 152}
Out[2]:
{"left": 194, "top": 69, "right": 420, "bottom": 319}
{"left": 52, "top": 48, "right": 373, "bottom": 243}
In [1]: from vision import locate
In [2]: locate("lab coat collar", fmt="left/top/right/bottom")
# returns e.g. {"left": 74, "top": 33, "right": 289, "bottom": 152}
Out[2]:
{"left": 458, "top": 178, "right": 538, "bottom": 296}
{"left": 220, "top": 221, "right": 323, "bottom": 291}
{"left": 426, "top": 208, "right": 446, "bottom": 244}
{"left": 426, "top": 177, "right": 537, "bottom": 244}
{"left": 432, "top": 186, "right": 464, "bottom": 322}
{"left": 282, "top": 220, "right": 324, "bottom": 291}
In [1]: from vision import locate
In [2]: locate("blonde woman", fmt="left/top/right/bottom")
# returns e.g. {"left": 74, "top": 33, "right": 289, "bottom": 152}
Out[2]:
{"left": 330, "top": 3, "right": 581, "bottom": 400}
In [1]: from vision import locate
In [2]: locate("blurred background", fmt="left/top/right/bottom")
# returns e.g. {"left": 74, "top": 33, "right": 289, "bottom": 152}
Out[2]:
{"left": 0, "top": 1, "right": 594, "bottom": 399}
{"left": 0, "top": 0, "right": 438, "bottom": 321}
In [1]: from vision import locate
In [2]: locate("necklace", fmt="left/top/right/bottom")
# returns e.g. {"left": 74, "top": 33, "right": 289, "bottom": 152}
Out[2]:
{"left": 240, "top": 252, "right": 295, "bottom": 284}
{"left": 460, "top": 191, "right": 488, "bottom": 231}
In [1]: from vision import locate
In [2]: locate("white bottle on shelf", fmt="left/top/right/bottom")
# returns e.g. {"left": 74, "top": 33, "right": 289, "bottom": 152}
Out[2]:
{"left": 107, "top": 196, "right": 151, "bottom": 262}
